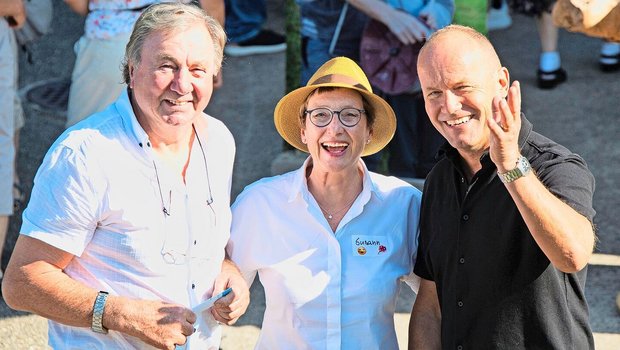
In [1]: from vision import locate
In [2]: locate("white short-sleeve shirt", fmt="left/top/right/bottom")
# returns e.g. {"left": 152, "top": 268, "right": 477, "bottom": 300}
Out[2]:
{"left": 21, "top": 90, "right": 235, "bottom": 350}
{"left": 227, "top": 158, "right": 421, "bottom": 350}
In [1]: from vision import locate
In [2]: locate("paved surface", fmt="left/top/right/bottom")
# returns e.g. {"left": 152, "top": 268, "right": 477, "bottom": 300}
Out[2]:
{"left": 1, "top": 1, "right": 619, "bottom": 349}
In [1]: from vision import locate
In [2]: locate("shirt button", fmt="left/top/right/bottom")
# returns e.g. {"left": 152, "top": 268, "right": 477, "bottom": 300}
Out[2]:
{"left": 457, "top": 300, "right": 464, "bottom": 307}
{"left": 457, "top": 345, "right": 463, "bottom": 350}
{"left": 459, "top": 257, "right": 465, "bottom": 264}
{"left": 191, "top": 283, "right": 196, "bottom": 289}
{"left": 194, "top": 240, "right": 197, "bottom": 245}
{"left": 462, "top": 214, "right": 469, "bottom": 221}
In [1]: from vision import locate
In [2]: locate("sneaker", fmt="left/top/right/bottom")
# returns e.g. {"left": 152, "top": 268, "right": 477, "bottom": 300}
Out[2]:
{"left": 599, "top": 53, "right": 620, "bottom": 72}
{"left": 487, "top": 1, "right": 512, "bottom": 31}
{"left": 224, "top": 29, "right": 287, "bottom": 57}
{"left": 537, "top": 68, "right": 567, "bottom": 89}
{"left": 599, "top": 42, "right": 620, "bottom": 72}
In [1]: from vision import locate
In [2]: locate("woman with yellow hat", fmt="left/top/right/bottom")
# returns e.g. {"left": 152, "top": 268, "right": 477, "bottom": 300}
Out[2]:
{"left": 226, "top": 57, "right": 422, "bottom": 349}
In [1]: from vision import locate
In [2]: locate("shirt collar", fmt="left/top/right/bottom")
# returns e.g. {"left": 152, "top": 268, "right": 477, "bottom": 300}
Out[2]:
{"left": 115, "top": 88, "right": 151, "bottom": 149}
{"left": 287, "top": 156, "right": 382, "bottom": 203}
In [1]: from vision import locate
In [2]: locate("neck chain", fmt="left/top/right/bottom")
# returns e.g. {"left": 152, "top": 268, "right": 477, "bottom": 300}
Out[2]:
{"left": 317, "top": 194, "right": 358, "bottom": 220}
{"left": 153, "top": 124, "right": 214, "bottom": 217}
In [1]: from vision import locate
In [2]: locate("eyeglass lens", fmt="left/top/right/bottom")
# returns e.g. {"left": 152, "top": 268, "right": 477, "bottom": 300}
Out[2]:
{"left": 308, "top": 108, "right": 363, "bottom": 127}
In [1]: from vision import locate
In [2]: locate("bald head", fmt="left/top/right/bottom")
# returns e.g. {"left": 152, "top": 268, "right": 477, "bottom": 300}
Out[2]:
{"left": 418, "top": 25, "right": 502, "bottom": 74}
{"left": 415, "top": 24, "right": 511, "bottom": 159}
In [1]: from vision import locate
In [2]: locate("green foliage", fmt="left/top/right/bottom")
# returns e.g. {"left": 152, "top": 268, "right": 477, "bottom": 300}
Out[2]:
{"left": 285, "top": 0, "right": 301, "bottom": 93}
{"left": 283, "top": 0, "right": 301, "bottom": 150}
{"left": 453, "top": 0, "right": 488, "bottom": 35}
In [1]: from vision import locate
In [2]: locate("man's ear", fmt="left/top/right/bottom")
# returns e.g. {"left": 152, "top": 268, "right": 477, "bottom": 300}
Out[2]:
{"left": 128, "top": 64, "right": 135, "bottom": 89}
{"left": 498, "top": 66, "right": 510, "bottom": 98}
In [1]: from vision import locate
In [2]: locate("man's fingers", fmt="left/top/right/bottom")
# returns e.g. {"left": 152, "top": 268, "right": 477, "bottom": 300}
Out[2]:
{"left": 226, "top": 306, "right": 246, "bottom": 321}
{"left": 210, "top": 307, "right": 228, "bottom": 323}
{"left": 491, "top": 97, "right": 503, "bottom": 127}
{"left": 499, "top": 98, "right": 513, "bottom": 130}
{"left": 185, "top": 310, "right": 197, "bottom": 324}
{"left": 508, "top": 81, "right": 521, "bottom": 117}
{"left": 181, "top": 320, "right": 195, "bottom": 337}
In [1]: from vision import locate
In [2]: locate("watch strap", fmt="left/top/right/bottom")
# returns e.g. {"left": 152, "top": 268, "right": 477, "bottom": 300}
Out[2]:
{"left": 91, "top": 291, "right": 109, "bottom": 334}
{"left": 498, "top": 155, "right": 531, "bottom": 183}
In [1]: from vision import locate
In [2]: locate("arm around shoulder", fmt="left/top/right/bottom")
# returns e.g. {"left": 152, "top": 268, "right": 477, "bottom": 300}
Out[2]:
{"left": 409, "top": 278, "right": 441, "bottom": 350}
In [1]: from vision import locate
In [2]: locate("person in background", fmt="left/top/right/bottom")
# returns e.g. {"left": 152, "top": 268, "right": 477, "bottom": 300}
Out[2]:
{"left": 63, "top": 0, "right": 225, "bottom": 128}
{"left": 0, "top": 0, "right": 26, "bottom": 287}
{"left": 227, "top": 57, "right": 422, "bottom": 349}
{"left": 409, "top": 25, "right": 595, "bottom": 349}
{"left": 487, "top": 0, "right": 512, "bottom": 31}
{"left": 297, "top": 0, "right": 454, "bottom": 179}
{"left": 222, "top": 0, "right": 286, "bottom": 56}
{"left": 2, "top": 4, "right": 249, "bottom": 349}
{"left": 508, "top": 0, "right": 620, "bottom": 89}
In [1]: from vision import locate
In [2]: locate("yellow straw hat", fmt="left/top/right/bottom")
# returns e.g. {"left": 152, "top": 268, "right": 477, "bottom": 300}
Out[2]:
{"left": 274, "top": 57, "right": 396, "bottom": 157}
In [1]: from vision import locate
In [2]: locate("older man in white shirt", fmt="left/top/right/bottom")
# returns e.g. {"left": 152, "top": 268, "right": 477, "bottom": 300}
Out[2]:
{"left": 2, "top": 4, "right": 249, "bottom": 350}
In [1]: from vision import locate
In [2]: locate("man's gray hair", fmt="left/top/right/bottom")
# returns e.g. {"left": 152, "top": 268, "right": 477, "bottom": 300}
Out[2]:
{"left": 122, "top": 2, "right": 227, "bottom": 85}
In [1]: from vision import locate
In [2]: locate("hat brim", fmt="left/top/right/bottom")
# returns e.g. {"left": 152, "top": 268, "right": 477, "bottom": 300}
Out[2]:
{"left": 274, "top": 83, "right": 396, "bottom": 157}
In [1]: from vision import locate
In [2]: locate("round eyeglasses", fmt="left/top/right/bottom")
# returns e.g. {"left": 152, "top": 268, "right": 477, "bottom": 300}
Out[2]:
{"left": 304, "top": 107, "right": 365, "bottom": 127}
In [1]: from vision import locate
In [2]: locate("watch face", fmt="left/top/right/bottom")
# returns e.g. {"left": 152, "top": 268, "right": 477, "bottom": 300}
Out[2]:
{"left": 517, "top": 156, "right": 532, "bottom": 175}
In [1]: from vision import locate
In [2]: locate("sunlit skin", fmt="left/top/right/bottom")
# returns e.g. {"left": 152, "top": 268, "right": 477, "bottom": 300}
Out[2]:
{"left": 417, "top": 32, "right": 510, "bottom": 166}
{"left": 128, "top": 23, "right": 216, "bottom": 142}
{"left": 300, "top": 88, "right": 372, "bottom": 177}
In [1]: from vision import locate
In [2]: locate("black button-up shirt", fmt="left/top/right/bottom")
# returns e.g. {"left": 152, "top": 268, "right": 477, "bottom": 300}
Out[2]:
{"left": 414, "top": 116, "right": 596, "bottom": 349}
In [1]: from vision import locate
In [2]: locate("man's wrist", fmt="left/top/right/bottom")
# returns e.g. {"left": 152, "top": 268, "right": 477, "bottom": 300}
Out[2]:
{"left": 91, "top": 291, "right": 109, "bottom": 334}
{"left": 498, "top": 155, "right": 532, "bottom": 183}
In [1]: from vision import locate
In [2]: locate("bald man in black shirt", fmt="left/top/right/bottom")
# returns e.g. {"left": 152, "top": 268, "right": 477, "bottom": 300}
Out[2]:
{"left": 409, "top": 25, "right": 596, "bottom": 350}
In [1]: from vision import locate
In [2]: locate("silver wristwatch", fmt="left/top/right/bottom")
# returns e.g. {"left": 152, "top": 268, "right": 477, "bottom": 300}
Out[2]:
{"left": 498, "top": 155, "right": 531, "bottom": 183}
{"left": 91, "top": 291, "right": 109, "bottom": 334}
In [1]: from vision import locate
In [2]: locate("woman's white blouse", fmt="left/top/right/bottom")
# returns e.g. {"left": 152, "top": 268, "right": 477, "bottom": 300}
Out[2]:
{"left": 228, "top": 158, "right": 421, "bottom": 350}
